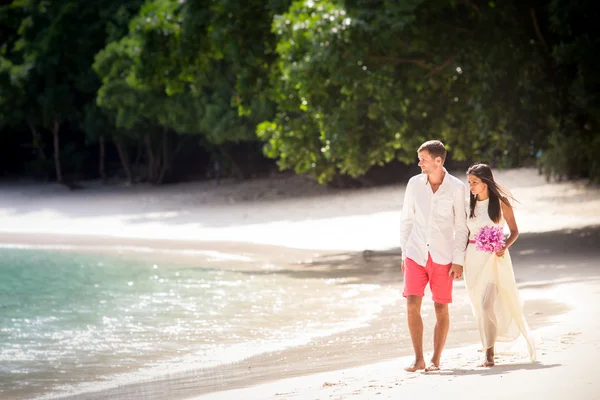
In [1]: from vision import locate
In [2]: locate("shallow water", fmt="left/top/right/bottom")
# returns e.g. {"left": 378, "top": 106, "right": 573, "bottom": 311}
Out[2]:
{"left": 0, "top": 248, "right": 401, "bottom": 399}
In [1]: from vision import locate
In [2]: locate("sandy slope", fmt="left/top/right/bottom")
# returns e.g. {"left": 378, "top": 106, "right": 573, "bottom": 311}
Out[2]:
{"left": 1, "top": 168, "right": 599, "bottom": 252}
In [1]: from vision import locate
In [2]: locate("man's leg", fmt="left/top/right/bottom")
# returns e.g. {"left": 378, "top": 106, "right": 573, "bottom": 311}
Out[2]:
{"left": 427, "top": 255, "right": 453, "bottom": 371}
{"left": 402, "top": 258, "right": 428, "bottom": 372}
{"left": 429, "top": 302, "right": 449, "bottom": 370}
{"left": 405, "top": 295, "right": 426, "bottom": 371}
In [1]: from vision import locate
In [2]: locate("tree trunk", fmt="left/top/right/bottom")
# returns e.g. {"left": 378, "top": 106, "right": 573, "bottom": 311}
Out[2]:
{"left": 114, "top": 137, "right": 133, "bottom": 184}
{"left": 28, "top": 122, "right": 46, "bottom": 161}
{"left": 157, "top": 128, "right": 169, "bottom": 184}
{"left": 153, "top": 151, "right": 162, "bottom": 183}
{"left": 218, "top": 145, "right": 244, "bottom": 180}
{"left": 144, "top": 135, "right": 155, "bottom": 182}
{"left": 129, "top": 143, "right": 142, "bottom": 183}
{"left": 99, "top": 135, "right": 106, "bottom": 183}
{"left": 52, "top": 120, "right": 62, "bottom": 183}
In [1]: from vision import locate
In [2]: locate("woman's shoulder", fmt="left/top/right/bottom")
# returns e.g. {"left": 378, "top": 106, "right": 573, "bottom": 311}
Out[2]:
{"left": 499, "top": 195, "right": 514, "bottom": 208}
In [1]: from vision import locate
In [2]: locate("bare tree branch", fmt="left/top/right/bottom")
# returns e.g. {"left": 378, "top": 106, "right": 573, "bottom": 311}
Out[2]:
{"left": 368, "top": 57, "right": 431, "bottom": 69}
{"left": 423, "top": 55, "right": 458, "bottom": 78}
{"left": 460, "top": 0, "right": 479, "bottom": 12}
{"left": 530, "top": 8, "right": 550, "bottom": 53}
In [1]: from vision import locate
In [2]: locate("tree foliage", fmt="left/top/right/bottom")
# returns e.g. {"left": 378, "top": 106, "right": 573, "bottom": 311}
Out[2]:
{"left": 1, "top": 0, "right": 598, "bottom": 184}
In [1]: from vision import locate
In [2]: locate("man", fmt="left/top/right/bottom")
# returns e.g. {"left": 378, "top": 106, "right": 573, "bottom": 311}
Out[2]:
{"left": 399, "top": 140, "right": 468, "bottom": 372}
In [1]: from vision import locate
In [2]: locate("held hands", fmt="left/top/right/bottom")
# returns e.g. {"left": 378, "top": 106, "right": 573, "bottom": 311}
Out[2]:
{"left": 449, "top": 264, "right": 463, "bottom": 280}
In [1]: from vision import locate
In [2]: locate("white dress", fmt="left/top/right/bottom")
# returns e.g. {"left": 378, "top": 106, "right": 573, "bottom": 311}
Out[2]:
{"left": 464, "top": 198, "right": 536, "bottom": 361}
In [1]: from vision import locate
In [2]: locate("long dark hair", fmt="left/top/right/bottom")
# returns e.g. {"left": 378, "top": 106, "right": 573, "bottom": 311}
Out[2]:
{"left": 467, "top": 163, "right": 516, "bottom": 223}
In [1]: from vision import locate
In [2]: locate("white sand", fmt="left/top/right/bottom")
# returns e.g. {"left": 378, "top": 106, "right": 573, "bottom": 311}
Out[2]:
{"left": 194, "top": 280, "right": 599, "bottom": 400}
{"left": 1, "top": 167, "right": 599, "bottom": 400}
{"left": 1, "top": 168, "right": 599, "bottom": 251}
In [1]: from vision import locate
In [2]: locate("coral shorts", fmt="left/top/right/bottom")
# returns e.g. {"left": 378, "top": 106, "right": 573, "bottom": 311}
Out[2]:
{"left": 402, "top": 254, "right": 453, "bottom": 304}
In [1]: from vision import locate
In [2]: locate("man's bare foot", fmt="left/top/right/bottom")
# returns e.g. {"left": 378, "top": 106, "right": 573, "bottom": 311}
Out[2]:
{"left": 404, "top": 360, "right": 426, "bottom": 372}
{"left": 424, "top": 362, "right": 441, "bottom": 372}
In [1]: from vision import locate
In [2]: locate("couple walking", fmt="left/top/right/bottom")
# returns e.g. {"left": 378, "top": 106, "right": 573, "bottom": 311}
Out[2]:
{"left": 399, "top": 140, "right": 536, "bottom": 371}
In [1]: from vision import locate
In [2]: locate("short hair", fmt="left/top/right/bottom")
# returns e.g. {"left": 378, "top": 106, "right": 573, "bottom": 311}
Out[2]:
{"left": 418, "top": 140, "right": 447, "bottom": 163}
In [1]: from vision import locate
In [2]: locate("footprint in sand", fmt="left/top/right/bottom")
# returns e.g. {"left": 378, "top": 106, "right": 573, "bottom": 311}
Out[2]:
{"left": 561, "top": 331, "right": 582, "bottom": 344}
{"left": 322, "top": 381, "right": 346, "bottom": 388}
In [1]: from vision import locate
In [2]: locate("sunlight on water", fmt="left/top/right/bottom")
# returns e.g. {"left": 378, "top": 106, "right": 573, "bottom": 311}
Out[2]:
{"left": 0, "top": 249, "right": 400, "bottom": 399}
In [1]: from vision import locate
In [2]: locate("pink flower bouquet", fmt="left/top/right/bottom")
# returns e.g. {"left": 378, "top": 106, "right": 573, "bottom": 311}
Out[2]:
{"left": 473, "top": 225, "right": 506, "bottom": 254}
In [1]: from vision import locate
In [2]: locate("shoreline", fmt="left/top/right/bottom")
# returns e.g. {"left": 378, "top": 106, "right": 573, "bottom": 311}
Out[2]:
{"left": 0, "top": 232, "right": 325, "bottom": 272}
{"left": 191, "top": 279, "right": 600, "bottom": 400}
{"left": 0, "top": 230, "right": 585, "bottom": 400}
{"left": 46, "top": 296, "right": 569, "bottom": 400}
{"left": 1, "top": 168, "right": 599, "bottom": 399}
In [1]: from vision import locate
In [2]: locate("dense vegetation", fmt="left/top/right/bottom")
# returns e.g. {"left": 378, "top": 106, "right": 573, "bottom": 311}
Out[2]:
{"left": 1, "top": 0, "right": 597, "bottom": 186}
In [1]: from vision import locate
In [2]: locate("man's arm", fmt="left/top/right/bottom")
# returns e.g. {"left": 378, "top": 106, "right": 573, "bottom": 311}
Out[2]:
{"left": 399, "top": 180, "right": 415, "bottom": 266}
{"left": 448, "top": 183, "right": 468, "bottom": 280}
{"left": 452, "top": 182, "right": 469, "bottom": 266}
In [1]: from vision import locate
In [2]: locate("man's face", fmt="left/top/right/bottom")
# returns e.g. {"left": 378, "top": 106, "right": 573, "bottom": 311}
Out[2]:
{"left": 417, "top": 150, "right": 441, "bottom": 174}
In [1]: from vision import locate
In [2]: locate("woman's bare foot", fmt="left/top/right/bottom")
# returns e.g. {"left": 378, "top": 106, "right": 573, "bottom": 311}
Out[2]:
{"left": 478, "top": 359, "right": 495, "bottom": 367}
{"left": 404, "top": 359, "right": 426, "bottom": 372}
{"left": 478, "top": 347, "right": 495, "bottom": 367}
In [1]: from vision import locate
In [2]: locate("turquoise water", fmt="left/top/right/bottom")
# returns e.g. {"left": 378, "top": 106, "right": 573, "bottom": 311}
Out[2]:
{"left": 0, "top": 248, "right": 400, "bottom": 399}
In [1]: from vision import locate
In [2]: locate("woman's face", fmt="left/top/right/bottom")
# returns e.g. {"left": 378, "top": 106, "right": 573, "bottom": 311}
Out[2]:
{"left": 467, "top": 174, "right": 488, "bottom": 197}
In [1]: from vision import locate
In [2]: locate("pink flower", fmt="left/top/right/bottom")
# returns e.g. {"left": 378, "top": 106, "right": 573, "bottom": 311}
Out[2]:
{"left": 474, "top": 225, "right": 505, "bottom": 254}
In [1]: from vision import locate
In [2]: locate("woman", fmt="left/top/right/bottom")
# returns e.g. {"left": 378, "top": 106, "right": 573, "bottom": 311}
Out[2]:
{"left": 464, "top": 164, "right": 536, "bottom": 367}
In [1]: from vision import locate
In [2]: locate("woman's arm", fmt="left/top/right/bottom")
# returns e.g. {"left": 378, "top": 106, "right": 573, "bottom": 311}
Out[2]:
{"left": 497, "top": 198, "right": 519, "bottom": 257}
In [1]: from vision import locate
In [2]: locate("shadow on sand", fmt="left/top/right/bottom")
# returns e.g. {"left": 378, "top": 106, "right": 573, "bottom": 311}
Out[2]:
{"left": 234, "top": 225, "right": 600, "bottom": 287}
{"left": 436, "top": 362, "right": 561, "bottom": 376}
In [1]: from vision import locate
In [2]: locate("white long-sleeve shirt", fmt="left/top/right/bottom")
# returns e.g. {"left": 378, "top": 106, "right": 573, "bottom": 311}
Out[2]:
{"left": 399, "top": 170, "right": 469, "bottom": 267}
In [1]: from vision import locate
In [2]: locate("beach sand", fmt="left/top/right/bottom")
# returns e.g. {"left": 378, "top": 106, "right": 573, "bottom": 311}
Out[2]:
{"left": 1, "top": 168, "right": 599, "bottom": 399}
{"left": 193, "top": 279, "right": 600, "bottom": 400}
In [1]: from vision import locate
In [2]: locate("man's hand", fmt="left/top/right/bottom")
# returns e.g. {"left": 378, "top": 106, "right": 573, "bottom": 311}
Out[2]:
{"left": 449, "top": 264, "right": 463, "bottom": 280}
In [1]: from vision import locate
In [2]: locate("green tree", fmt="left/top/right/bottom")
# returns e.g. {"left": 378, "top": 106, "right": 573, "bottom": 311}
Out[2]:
{"left": 537, "top": 0, "right": 600, "bottom": 181}
{"left": 258, "top": 0, "right": 482, "bottom": 183}
{"left": 258, "top": 0, "right": 593, "bottom": 183}
{"left": 94, "top": 0, "right": 291, "bottom": 181}
{"left": 0, "top": 3, "right": 49, "bottom": 175}
{"left": 2, "top": 0, "right": 145, "bottom": 184}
